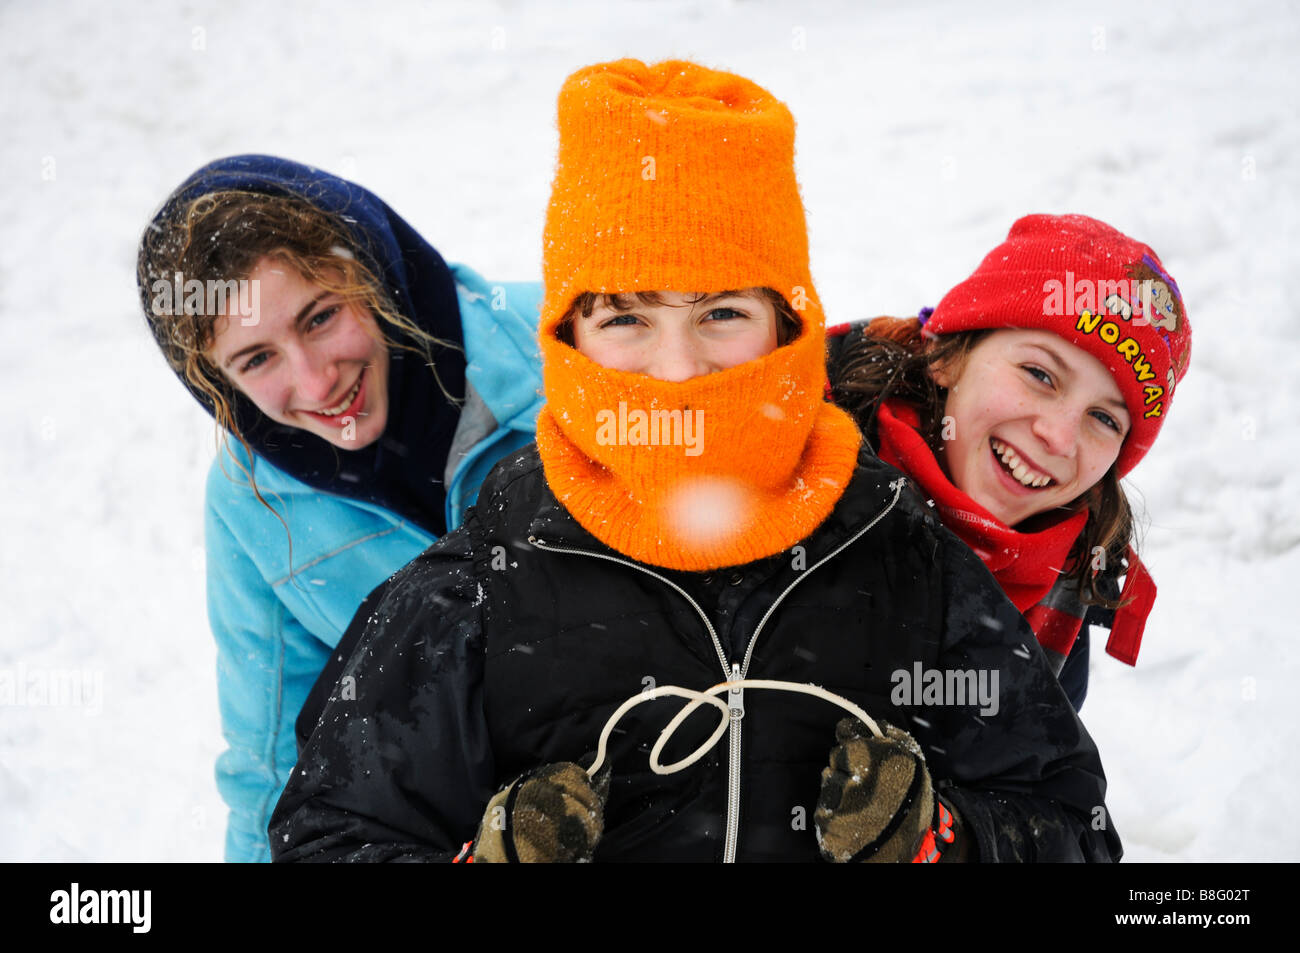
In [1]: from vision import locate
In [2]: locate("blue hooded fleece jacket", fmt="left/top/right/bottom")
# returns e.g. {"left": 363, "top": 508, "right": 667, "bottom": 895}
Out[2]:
{"left": 142, "top": 156, "right": 544, "bottom": 862}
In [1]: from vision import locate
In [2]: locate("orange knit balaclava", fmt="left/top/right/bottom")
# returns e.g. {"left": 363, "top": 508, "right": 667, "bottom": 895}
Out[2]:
{"left": 536, "top": 59, "right": 862, "bottom": 571}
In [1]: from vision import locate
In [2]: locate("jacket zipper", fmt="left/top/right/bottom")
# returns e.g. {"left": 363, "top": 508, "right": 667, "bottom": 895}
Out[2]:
{"left": 526, "top": 477, "right": 904, "bottom": 862}
{"left": 721, "top": 480, "right": 903, "bottom": 861}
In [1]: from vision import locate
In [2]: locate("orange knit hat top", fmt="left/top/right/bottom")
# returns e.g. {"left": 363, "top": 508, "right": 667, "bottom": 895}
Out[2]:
{"left": 536, "top": 59, "right": 861, "bottom": 571}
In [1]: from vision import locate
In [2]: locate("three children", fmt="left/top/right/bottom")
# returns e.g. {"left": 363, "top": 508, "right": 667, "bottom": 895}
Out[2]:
{"left": 270, "top": 59, "right": 1124, "bottom": 863}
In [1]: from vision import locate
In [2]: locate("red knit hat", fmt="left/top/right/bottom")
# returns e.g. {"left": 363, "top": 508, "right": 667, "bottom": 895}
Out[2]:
{"left": 925, "top": 214, "right": 1191, "bottom": 477}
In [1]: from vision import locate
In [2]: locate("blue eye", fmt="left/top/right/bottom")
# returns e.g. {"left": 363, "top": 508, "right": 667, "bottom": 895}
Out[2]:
{"left": 240, "top": 351, "right": 269, "bottom": 373}
{"left": 706, "top": 307, "right": 744, "bottom": 321}
{"left": 1023, "top": 365, "right": 1053, "bottom": 386}
{"left": 598, "top": 313, "right": 641, "bottom": 329}
{"left": 1091, "top": 410, "right": 1123, "bottom": 434}
{"left": 307, "top": 306, "right": 339, "bottom": 329}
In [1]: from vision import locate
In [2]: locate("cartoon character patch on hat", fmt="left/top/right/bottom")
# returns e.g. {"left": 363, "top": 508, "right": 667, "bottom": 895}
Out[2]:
{"left": 1127, "top": 256, "right": 1185, "bottom": 333}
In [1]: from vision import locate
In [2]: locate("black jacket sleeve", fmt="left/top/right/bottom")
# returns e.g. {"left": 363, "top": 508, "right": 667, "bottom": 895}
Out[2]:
{"left": 269, "top": 512, "right": 495, "bottom": 862}
{"left": 294, "top": 576, "right": 393, "bottom": 756}
{"left": 916, "top": 533, "right": 1124, "bottom": 862}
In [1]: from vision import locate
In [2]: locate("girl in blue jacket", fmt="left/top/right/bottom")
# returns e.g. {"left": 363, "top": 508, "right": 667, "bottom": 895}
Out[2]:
{"left": 136, "top": 155, "right": 544, "bottom": 862}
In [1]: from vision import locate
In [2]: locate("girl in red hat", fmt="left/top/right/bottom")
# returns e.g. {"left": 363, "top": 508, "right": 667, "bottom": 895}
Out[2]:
{"left": 830, "top": 214, "right": 1192, "bottom": 708}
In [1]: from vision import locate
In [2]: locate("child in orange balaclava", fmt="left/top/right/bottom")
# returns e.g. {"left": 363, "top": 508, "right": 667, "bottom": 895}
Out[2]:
{"left": 271, "top": 59, "right": 1123, "bottom": 865}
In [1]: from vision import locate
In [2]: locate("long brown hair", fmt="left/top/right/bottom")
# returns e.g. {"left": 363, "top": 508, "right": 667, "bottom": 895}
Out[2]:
{"left": 830, "top": 317, "right": 1134, "bottom": 609}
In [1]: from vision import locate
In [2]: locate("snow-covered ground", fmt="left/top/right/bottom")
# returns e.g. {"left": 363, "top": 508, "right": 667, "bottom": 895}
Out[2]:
{"left": 1, "top": 0, "right": 1295, "bottom": 861}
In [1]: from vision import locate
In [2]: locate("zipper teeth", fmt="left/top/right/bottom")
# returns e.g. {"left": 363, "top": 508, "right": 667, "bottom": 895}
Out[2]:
{"left": 525, "top": 537, "right": 731, "bottom": 676}
{"left": 739, "top": 481, "right": 903, "bottom": 678}
{"left": 725, "top": 714, "right": 742, "bottom": 862}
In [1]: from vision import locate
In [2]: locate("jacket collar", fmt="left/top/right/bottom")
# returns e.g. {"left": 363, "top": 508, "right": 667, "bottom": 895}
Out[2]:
{"left": 526, "top": 442, "right": 908, "bottom": 571}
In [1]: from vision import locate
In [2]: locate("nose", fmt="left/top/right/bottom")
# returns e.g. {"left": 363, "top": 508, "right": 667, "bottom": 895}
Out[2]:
{"left": 645, "top": 329, "right": 712, "bottom": 383}
{"left": 1031, "top": 410, "right": 1080, "bottom": 459}
{"left": 288, "top": 344, "right": 339, "bottom": 405}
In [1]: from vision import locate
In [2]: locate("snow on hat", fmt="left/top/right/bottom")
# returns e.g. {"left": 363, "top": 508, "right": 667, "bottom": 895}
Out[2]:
{"left": 924, "top": 213, "right": 1191, "bottom": 477}
{"left": 539, "top": 57, "right": 822, "bottom": 342}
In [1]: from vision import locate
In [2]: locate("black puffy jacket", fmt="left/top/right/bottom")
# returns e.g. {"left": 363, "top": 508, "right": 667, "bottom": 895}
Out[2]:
{"left": 271, "top": 444, "right": 1123, "bottom": 862}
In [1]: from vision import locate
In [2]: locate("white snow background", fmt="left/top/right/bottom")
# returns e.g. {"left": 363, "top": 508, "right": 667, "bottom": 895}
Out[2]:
{"left": 1, "top": 0, "right": 1296, "bottom": 862}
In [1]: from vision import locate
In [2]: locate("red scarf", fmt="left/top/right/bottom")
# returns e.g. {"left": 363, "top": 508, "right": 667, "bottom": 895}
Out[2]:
{"left": 875, "top": 399, "right": 1154, "bottom": 665}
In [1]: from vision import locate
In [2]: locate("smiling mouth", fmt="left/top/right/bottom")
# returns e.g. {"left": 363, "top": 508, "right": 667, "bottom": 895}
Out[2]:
{"left": 312, "top": 372, "right": 363, "bottom": 418}
{"left": 989, "top": 438, "right": 1055, "bottom": 489}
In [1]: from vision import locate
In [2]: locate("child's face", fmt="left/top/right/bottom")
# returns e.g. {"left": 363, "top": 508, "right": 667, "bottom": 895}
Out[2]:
{"left": 934, "top": 329, "right": 1130, "bottom": 528}
{"left": 207, "top": 256, "right": 390, "bottom": 450}
{"left": 571, "top": 290, "right": 779, "bottom": 381}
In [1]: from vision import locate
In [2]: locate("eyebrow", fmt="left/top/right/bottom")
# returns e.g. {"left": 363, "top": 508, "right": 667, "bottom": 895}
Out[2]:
{"left": 223, "top": 292, "right": 331, "bottom": 368}
{"left": 584, "top": 290, "right": 749, "bottom": 318}
{"left": 695, "top": 290, "right": 750, "bottom": 308}
{"left": 1027, "top": 342, "right": 1130, "bottom": 419}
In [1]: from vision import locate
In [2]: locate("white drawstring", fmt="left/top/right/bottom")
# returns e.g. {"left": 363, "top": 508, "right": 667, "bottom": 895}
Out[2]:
{"left": 587, "top": 679, "right": 884, "bottom": 777}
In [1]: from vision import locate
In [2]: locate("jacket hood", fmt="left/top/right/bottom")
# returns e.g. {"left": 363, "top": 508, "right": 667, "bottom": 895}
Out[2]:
{"left": 142, "top": 154, "right": 466, "bottom": 534}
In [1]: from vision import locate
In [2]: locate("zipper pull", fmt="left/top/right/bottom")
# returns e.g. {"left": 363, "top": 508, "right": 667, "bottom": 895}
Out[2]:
{"left": 728, "top": 662, "right": 745, "bottom": 719}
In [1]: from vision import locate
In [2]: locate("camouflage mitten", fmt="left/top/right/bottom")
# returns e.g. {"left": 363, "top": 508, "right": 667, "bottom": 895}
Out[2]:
{"left": 815, "top": 717, "right": 961, "bottom": 863}
{"left": 472, "top": 761, "right": 610, "bottom": 863}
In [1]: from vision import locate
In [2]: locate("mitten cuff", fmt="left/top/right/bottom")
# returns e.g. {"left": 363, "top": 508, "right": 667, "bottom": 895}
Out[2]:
{"left": 912, "top": 796, "right": 969, "bottom": 863}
